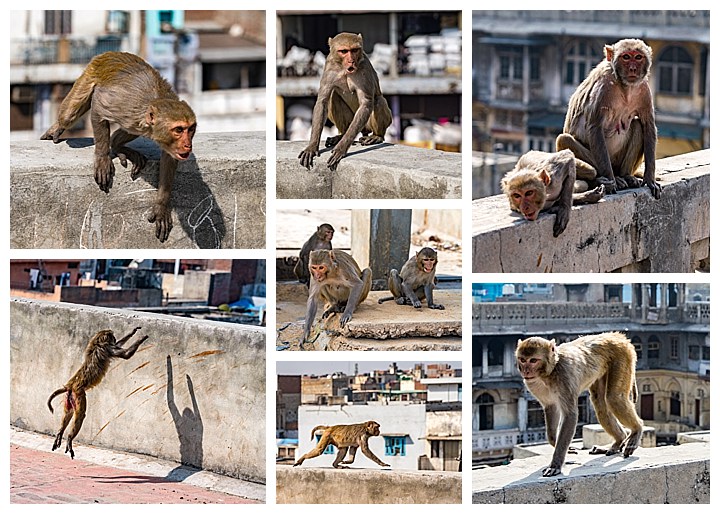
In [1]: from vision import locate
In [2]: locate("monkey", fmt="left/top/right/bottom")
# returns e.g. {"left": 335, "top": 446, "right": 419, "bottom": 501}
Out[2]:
{"left": 303, "top": 249, "right": 372, "bottom": 343}
{"left": 501, "top": 149, "right": 605, "bottom": 237}
{"left": 293, "top": 223, "right": 335, "bottom": 286}
{"left": 515, "top": 332, "right": 643, "bottom": 477}
{"left": 40, "top": 51, "right": 197, "bottom": 242}
{"left": 298, "top": 33, "right": 393, "bottom": 171}
{"left": 556, "top": 38, "right": 661, "bottom": 198}
{"left": 377, "top": 247, "right": 444, "bottom": 309}
{"left": 47, "top": 327, "right": 148, "bottom": 459}
{"left": 293, "top": 420, "right": 390, "bottom": 469}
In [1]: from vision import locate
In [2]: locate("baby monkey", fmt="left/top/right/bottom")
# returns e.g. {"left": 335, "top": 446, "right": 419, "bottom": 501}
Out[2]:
{"left": 501, "top": 149, "right": 605, "bottom": 237}
{"left": 47, "top": 327, "right": 148, "bottom": 459}
{"left": 378, "top": 247, "right": 444, "bottom": 309}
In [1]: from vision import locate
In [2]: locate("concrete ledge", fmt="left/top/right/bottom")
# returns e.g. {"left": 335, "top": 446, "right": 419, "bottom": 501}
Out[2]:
{"left": 10, "top": 132, "right": 266, "bottom": 249}
{"left": 277, "top": 141, "right": 461, "bottom": 199}
{"left": 277, "top": 467, "right": 461, "bottom": 504}
{"left": 10, "top": 298, "right": 266, "bottom": 483}
{"left": 472, "top": 442, "right": 710, "bottom": 503}
{"left": 472, "top": 150, "right": 710, "bottom": 272}
{"left": 327, "top": 336, "right": 462, "bottom": 351}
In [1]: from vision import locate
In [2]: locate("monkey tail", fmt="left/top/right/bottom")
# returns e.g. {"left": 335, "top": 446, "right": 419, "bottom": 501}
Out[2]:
{"left": 310, "top": 425, "right": 329, "bottom": 440}
{"left": 377, "top": 296, "right": 395, "bottom": 304}
{"left": 47, "top": 387, "right": 68, "bottom": 413}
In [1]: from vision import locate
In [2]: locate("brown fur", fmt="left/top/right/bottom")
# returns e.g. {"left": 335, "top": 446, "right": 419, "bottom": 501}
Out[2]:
{"left": 40, "top": 51, "right": 197, "bottom": 242}
{"left": 298, "top": 33, "right": 393, "bottom": 171}
{"left": 501, "top": 150, "right": 605, "bottom": 237}
{"left": 47, "top": 327, "right": 148, "bottom": 459}
{"left": 515, "top": 332, "right": 643, "bottom": 477}
{"left": 303, "top": 249, "right": 372, "bottom": 342}
{"left": 377, "top": 247, "right": 444, "bottom": 309}
{"left": 293, "top": 420, "right": 390, "bottom": 468}
{"left": 556, "top": 39, "right": 661, "bottom": 198}
{"left": 294, "top": 223, "right": 335, "bottom": 286}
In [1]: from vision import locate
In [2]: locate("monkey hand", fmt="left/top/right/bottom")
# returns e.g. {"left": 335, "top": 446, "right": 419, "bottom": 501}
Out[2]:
{"left": 412, "top": 299, "right": 422, "bottom": 308}
{"left": 552, "top": 207, "right": 570, "bottom": 238}
{"left": 94, "top": 154, "right": 116, "bottom": 193}
{"left": 327, "top": 147, "right": 348, "bottom": 171}
{"left": 40, "top": 124, "right": 65, "bottom": 144}
{"left": 429, "top": 303, "right": 445, "bottom": 310}
{"left": 643, "top": 177, "right": 662, "bottom": 199}
{"left": 339, "top": 311, "right": 353, "bottom": 327}
{"left": 585, "top": 185, "right": 606, "bottom": 203}
{"left": 596, "top": 176, "right": 616, "bottom": 195}
{"left": 148, "top": 204, "right": 173, "bottom": 243}
{"left": 298, "top": 146, "right": 320, "bottom": 169}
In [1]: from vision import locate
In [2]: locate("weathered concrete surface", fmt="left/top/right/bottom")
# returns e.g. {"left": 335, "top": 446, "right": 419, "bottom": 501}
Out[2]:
{"left": 276, "top": 290, "right": 461, "bottom": 351}
{"left": 277, "top": 141, "right": 461, "bottom": 199}
{"left": 472, "top": 150, "right": 710, "bottom": 272}
{"left": 11, "top": 132, "right": 265, "bottom": 249}
{"left": 277, "top": 467, "right": 461, "bottom": 504}
{"left": 472, "top": 442, "right": 710, "bottom": 503}
{"left": 10, "top": 298, "right": 266, "bottom": 483}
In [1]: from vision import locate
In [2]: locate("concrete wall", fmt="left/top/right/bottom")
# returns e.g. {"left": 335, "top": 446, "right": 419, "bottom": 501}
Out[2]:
{"left": 10, "top": 132, "right": 266, "bottom": 249}
{"left": 10, "top": 298, "right": 266, "bottom": 483}
{"left": 297, "top": 403, "right": 426, "bottom": 470}
{"left": 472, "top": 441, "right": 710, "bottom": 503}
{"left": 472, "top": 150, "right": 710, "bottom": 272}
{"left": 277, "top": 467, "right": 461, "bottom": 504}
{"left": 277, "top": 141, "right": 461, "bottom": 199}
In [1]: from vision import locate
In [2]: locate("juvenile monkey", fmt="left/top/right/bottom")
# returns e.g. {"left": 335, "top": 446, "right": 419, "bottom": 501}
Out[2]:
{"left": 298, "top": 33, "right": 392, "bottom": 171}
{"left": 515, "top": 332, "right": 643, "bottom": 477}
{"left": 293, "top": 223, "right": 335, "bottom": 286}
{"left": 47, "top": 327, "right": 148, "bottom": 459}
{"left": 41, "top": 51, "right": 197, "bottom": 242}
{"left": 303, "top": 249, "right": 372, "bottom": 342}
{"left": 556, "top": 38, "right": 661, "bottom": 198}
{"left": 294, "top": 420, "right": 390, "bottom": 469}
{"left": 377, "top": 247, "right": 444, "bottom": 309}
{"left": 501, "top": 149, "right": 605, "bottom": 237}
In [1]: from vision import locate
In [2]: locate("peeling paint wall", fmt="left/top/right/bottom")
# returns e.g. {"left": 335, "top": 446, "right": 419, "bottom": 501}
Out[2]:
{"left": 10, "top": 298, "right": 266, "bottom": 483}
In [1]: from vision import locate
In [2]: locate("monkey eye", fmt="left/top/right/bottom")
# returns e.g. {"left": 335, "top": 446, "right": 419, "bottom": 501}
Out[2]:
{"left": 173, "top": 127, "right": 184, "bottom": 134}
{"left": 529, "top": 358, "right": 538, "bottom": 364}
{"left": 622, "top": 54, "right": 631, "bottom": 60}
{"left": 634, "top": 55, "right": 643, "bottom": 60}
{"left": 524, "top": 191, "right": 534, "bottom": 197}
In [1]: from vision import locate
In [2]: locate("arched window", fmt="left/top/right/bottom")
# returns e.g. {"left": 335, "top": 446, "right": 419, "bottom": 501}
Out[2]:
{"left": 564, "top": 41, "right": 601, "bottom": 85}
{"left": 658, "top": 46, "right": 693, "bottom": 95}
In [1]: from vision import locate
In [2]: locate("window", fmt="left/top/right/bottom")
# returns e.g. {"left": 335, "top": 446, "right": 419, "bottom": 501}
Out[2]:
{"left": 689, "top": 345, "right": 699, "bottom": 360}
{"left": 670, "top": 391, "right": 681, "bottom": 416}
{"left": 384, "top": 436, "right": 406, "bottom": 456}
{"left": 431, "top": 440, "right": 440, "bottom": 458}
{"left": 45, "top": 11, "right": 72, "bottom": 35}
{"left": 631, "top": 336, "right": 642, "bottom": 360}
{"left": 527, "top": 400, "right": 544, "bottom": 428}
{"left": 476, "top": 392, "right": 494, "bottom": 430}
{"left": 647, "top": 337, "right": 660, "bottom": 359}
{"left": 670, "top": 336, "right": 679, "bottom": 359}
{"left": 314, "top": 434, "right": 334, "bottom": 454}
{"left": 564, "top": 41, "right": 600, "bottom": 85}
{"left": 658, "top": 46, "right": 693, "bottom": 95}
{"left": 487, "top": 340, "right": 504, "bottom": 366}
{"left": 498, "top": 46, "right": 523, "bottom": 82}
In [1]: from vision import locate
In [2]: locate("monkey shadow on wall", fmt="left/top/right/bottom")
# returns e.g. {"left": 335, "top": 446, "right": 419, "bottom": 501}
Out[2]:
{"left": 122, "top": 139, "right": 227, "bottom": 249}
{"left": 166, "top": 356, "right": 204, "bottom": 479}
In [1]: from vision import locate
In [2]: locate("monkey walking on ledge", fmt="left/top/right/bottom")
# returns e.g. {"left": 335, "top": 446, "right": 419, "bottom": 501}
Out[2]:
{"left": 293, "top": 421, "right": 390, "bottom": 469}
{"left": 298, "top": 32, "right": 393, "bottom": 171}
{"left": 515, "top": 332, "right": 643, "bottom": 477}
{"left": 41, "top": 51, "right": 197, "bottom": 243}
{"left": 47, "top": 327, "right": 148, "bottom": 459}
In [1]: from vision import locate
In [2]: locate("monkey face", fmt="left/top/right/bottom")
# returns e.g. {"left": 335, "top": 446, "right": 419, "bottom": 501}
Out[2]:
{"left": 310, "top": 263, "right": 329, "bottom": 282}
{"left": 512, "top": 188, "right": 545, "bottom": 221}
{"left": 321, "top": 228, "right": 334, "bottom": 242}
{"left": 416, "top": 249, "right": 438, "bottom": 273}
{"left": 365, "top": 421, "right": 381, "bottom": 436}
{"left": 516, "top": 354, "right": 544, "bottom": 379}
{"left": 616, "top": 50, "right": 648, "bottom": 84}
{"left": 338, "top": 47, "right": 361, "bottom": 73}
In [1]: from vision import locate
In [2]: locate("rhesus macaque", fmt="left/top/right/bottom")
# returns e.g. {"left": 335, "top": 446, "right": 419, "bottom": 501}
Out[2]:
{"left": 501, "top": 149, "right": 605, "bottom": 237}
{"left": 377, "top": 247, "right": 444, "bottom": 309}
{"left": 40, "top": 52, "right": 197, "bottom": 242}
{"left": 294, "top": 420, "right": 390, "bottom": 469}
{"left": 293, "top": 223, "right": 335, "bottom": 286}
{"left": 47, "top": 327, "right": 148, "bottom": 459}
{"left": 515, "top": 332, "right": 643, "bottom": 477}
{"left": 303, "top": 249, "right": 372, "bottom": 342}
{"left": 298, "top": 33, "right": 393, "bottom": 171}
{"left": 556, "top": 38, "right": 661, "bottom": 198}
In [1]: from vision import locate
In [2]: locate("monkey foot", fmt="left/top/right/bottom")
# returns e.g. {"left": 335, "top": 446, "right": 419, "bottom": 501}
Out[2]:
{"left": 541, "top": 466, "right": 562, "bottom": 477}
{"left": 94, "top": 156, "right": 116, "bottom": 194}
{"left": 325, "top": 135, "right": 342, "bottom": 148}
{"left": 147, "top": 205, "right": 173, "bottom": 243}
{"left": 114, "top": 147, "right": 148, "bottom": 178}
{"left": 359, "top": 135, "right": 383, "bottom": 146}
{"left": 40, "top": 125, "right": 64, "bottom": 143}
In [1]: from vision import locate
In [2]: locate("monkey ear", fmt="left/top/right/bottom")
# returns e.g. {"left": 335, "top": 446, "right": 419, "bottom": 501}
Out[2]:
{"left": 328, "top": 37, "right": 333, "bottom": 48}
{"left": 145, "top": 105, "right": 158, "bottom": 126}
{"left": 549, "top": 338, "right": 557, "bottom": 349}
{"left": 604, "top": 44, "right": 614, "bottom": 61}
{"left": 539, "top": 169, "right": 552, "bottom": 186}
